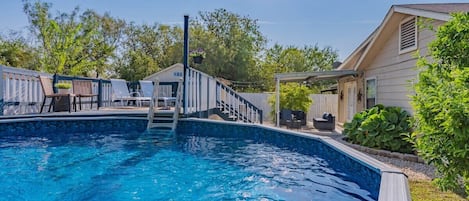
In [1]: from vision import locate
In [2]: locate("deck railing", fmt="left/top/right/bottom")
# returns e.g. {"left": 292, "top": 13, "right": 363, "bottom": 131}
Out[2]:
{"left": 185, "top": 67, "right": 263, "bottom": 123}
{"left": 0, "top": 65, "right": 112, "bottom": 115}
{"left": 1, "top": 65, "right": 263, "bottom": 124}
{"left": 215, "top": 80, "right": 263, "bottom": 123}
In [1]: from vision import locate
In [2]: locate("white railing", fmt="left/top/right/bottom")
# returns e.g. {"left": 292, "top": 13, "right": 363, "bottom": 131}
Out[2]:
{"left": 184, "top": 67, "right": 263, "bottom": 123}
{"left": 184, "top": 67, "right": 218, "bottom": 115}
{"left": 0, "top": 65, "right": 114, "bottom": 115}
{"left": 215, "top": 81, "right": 263, "bottom": 123}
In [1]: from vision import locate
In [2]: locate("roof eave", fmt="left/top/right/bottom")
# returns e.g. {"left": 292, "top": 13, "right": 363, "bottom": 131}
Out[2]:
{"left": 394, "top": 6, "right": 450, "bottom": 21}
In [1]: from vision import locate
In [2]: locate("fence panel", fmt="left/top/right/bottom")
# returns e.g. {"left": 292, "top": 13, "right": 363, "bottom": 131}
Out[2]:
{"left": 239, "top": 93, "right": 338, "bottom": 123}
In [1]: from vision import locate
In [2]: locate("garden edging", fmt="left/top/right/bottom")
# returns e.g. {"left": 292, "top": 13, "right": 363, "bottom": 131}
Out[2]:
{"left": 336, "top": 135, "right": 425, "bottom": 164}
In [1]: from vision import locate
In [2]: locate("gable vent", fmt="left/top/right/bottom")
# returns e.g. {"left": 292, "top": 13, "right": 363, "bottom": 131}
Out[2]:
{"left": 399, "top": 17, "right": 417, "bottom": 53}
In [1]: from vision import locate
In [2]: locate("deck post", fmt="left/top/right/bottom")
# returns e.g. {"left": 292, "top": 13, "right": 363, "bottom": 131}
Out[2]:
{"left": 98, "top": 79, "right": 103, "bottom": 108}
{"left": 206, "top": 76, "right": 210, "bottom": 118}
{"left": 198, "top": 73, "right": 202, "bottom": 118}
{"left": 0, "top": 65, "right": 3, "bottom": 116}
{"left": 52, "top": 73, "right": 58, "bottom": 93}
{"left": 183, "top": 15, "right": 189, "bottom": 115}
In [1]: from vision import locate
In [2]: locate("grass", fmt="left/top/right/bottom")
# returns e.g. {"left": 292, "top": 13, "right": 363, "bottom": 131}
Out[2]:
{"left": 409, "top": 180, "right": 467, "bottom": 201}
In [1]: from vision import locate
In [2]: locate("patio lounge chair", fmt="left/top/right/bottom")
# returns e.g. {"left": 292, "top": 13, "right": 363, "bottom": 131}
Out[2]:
{"left": 110, "top": 79, "right": 150, "bottom": 107}
{"left": 39, "top": 76, "right": 76, "bottom": 113}
{"left": 313, "top": 113, "right": 335, "bottom": 130}
{"left": 139, "top": 80, "right": 176, "bottom": 108}
{"left": 72, "top": 80, "right": 98, "bottom": 110}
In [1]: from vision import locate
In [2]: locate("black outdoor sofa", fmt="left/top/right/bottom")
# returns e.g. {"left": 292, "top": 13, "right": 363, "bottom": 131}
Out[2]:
{"left": 313, "top": 113, "right": 335, "bottom": 131}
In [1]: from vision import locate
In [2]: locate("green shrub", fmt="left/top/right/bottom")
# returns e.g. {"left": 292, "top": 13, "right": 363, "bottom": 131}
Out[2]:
{"left": 54, "top": 82, "right": 72, "bottom": 89}
{"left": 412, "top": 12, "right": 469, "bottom": 197}
{"left": 343, "top": 104, "right": 414, "bottom": 154}
{"left": 268, "top": 83, "right": 313, "bottom": 120}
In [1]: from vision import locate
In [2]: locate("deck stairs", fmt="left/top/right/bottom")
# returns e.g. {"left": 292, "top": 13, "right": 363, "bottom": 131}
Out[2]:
{"left": 147, "top": 78, "right": 183, "bottom": 131}
{"left": 184, "top": 67, "right": 263, "bottom": 124}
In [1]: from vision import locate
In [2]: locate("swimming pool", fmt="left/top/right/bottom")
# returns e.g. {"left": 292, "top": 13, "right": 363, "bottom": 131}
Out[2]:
{"left": 0, "top": 116, "right": 410, "bottom": 200}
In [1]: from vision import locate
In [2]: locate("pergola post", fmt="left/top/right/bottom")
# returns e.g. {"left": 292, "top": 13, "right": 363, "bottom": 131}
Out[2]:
{"left": 0, "top": 65, "right": 3, "bottom": 116}
{"left": 275, "top": 77, "right": 280, "bottom": 127}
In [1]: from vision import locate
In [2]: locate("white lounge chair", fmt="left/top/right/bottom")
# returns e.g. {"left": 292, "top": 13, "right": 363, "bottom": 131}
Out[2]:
{"left": 139, "top": 80, "right": 176, "bottom": 108}
{"left": 110, "top": 79, "right": 150, "bottom": 107}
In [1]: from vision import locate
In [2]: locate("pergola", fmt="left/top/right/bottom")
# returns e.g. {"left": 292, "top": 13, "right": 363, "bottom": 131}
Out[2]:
{"left": 274, "top": 70, "right": 357, "bottom": 127}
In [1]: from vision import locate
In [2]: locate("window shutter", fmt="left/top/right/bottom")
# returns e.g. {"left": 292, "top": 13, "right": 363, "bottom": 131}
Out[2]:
{"left": 400, "top": 17, "right": 416, "bottom": 52}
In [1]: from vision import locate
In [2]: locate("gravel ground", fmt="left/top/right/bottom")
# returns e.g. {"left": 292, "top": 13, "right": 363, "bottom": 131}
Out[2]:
{"left": 366, "top": 153, "right": 435, "bottom": 181}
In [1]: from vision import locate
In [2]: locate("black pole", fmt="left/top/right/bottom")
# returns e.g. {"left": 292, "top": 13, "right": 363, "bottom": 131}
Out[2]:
{"left": 183, "top": 15, "right": 189, "bottom": 115}
{"left": 98, "top": 79, "right": 103, "bottom": 108}
{"left": 52, "top": 73, "right": 58, "bottom": 93}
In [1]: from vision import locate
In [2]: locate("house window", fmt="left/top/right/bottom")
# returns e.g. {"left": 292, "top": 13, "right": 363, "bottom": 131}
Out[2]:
{"left": 399, "top": 16, "right": 417, "bottom": 54}
{"left": 366, "top": 78, "right": 376, "bottom": 109}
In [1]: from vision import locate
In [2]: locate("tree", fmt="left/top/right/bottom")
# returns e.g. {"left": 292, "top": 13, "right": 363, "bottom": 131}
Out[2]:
{"left": 412, "top": 12, "right": 469, "bottom": 197}
{"left": 190, "top": 9, "right": 267, "bottom": 85}
{"left": 0, "top": 32, "right": 38, "bottom": 70}
{"left": 114, "top": 23, "right": 183, "bottom": 81}
{"left": 255, "top": 44, "right": 338, "bottom": 91}
{"left": 23, "top": 1, "right": 122, "bottom": 76}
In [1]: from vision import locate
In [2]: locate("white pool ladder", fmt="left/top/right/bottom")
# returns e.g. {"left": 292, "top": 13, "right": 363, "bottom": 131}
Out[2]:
{"left": 147, "top": 78, "right": 183, "bottom": 131}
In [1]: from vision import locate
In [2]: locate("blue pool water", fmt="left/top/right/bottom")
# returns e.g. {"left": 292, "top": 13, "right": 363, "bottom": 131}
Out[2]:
{"left": 0, "top": 125, "right": 377, "bottom": 201}
{"left": 0, "top": 120, "right": 379, "bottom": 200}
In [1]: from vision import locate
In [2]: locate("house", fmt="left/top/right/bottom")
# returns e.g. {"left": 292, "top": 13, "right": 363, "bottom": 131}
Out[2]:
{"left": 336, "top": 3, "right": 469, "bottom": 124}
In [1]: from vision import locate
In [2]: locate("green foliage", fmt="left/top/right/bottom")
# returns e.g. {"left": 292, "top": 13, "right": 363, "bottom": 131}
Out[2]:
{"left": 5, "top": 2, "right": 337, "bottom": 93}
{"left": 0, "top": 33, "right": 38, "bottom": 70}
{"left": 23, "top": 1, "right": 123, "bottom": 77}
{"left": 189, "top": 48, "right": 206, "bottom": 58}
{"left": 255, "top": 44, "right": 338, "bottom": 92}
{"left": 268, "top": 83, "right": 314, "bottom": 119}
{"left": 344, "top": 105, "right": 414, "bottom": 153}
{"left": 54, "top": 82, "right": 71, "bottom": 89}
{"left": 190, "top": 8, "right": 267, "bottom": 90}
{"left": 412, "top": 12, "right": 469, "bottom": 197}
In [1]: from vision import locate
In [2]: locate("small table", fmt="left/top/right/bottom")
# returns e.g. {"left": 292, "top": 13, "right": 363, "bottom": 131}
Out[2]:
{"left": 53, "top": 94, "right": 76, "bottom": 112}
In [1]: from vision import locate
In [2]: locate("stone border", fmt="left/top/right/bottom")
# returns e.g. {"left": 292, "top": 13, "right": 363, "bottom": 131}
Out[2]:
{"left": 335, "top": 136, "right": 426, "bottom": 164}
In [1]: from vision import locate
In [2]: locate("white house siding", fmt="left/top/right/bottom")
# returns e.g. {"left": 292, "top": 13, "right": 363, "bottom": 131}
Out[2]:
{"left": 363, "top": 18, "right": 444, "bottom": 114}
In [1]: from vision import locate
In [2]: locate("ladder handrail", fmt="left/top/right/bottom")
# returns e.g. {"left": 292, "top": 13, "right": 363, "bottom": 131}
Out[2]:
{"left": 171, "top": 78, "right": 183, "bottom": 131}
{"left": 147, "top": 79, "right": 160, "bottom": 129}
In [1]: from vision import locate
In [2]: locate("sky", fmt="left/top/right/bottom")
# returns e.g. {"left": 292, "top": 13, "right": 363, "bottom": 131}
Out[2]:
{"left": 0, "top": 0, "right": 466, "bottom": 61}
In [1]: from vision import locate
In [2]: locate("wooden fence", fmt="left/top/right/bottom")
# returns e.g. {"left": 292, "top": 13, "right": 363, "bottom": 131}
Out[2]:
{"left": 239, "top": 93, "right": 338, "bottom": 123}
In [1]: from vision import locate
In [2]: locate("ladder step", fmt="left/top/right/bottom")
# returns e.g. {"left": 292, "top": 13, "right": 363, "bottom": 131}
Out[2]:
{"left": 148, "top": 122, "right": 173, "bottom": 128}
{"left": 154, "top": 117, "right": 174, "bottom": 121}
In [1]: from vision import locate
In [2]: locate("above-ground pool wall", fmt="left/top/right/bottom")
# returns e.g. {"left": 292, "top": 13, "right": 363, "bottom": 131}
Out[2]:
{"left": 176, "top": 119, "right": 382, "bottom": 199}
{"left": 0, "top": 117, "right": 147, "bottom": 136}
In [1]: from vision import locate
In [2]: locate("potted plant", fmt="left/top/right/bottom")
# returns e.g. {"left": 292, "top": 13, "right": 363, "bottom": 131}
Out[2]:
{"left": 190, "top": 48, "right": 206, "bottom": 64}
{"left": 55, "top": 82, "right": 72, "bottom": 94}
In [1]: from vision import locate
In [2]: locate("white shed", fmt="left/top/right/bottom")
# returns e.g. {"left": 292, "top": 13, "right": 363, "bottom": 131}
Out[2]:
{"left": 144, "top": 63, "right": 183, "bottom": 82}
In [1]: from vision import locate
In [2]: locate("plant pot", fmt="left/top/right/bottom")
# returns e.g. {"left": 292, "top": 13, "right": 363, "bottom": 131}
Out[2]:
{"left": 58, "top": 88, "right": 70, "bottom": 94}
{"left": 193, "top": 56, "right": 203, "bottom": 64}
